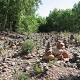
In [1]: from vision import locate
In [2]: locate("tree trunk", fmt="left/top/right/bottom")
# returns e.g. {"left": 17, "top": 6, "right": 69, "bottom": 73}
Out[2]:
{"left": 3, "top": 14, "right": 7, "bottom": 30}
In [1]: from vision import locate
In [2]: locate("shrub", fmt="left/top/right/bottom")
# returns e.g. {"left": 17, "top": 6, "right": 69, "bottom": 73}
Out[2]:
{"left": 33, "top": 63, "right": 43, "bottom": 75}
{"left": 18, "top": 73, "right": 30, "bottom": 80}
{"left": 22, "top": 40, "right": 35, "bottom": 55}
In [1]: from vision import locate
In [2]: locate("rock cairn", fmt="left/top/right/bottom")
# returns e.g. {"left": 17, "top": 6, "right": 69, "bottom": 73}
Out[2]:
{"left": 43, "top": 42, "right": 54, "bottom": 61}
{"left": 43, "top": 39, "right": 70, "bottom": 61}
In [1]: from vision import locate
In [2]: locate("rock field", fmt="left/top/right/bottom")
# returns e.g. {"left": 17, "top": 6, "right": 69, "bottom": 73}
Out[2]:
{"left": 0, "top": 32, "right": 80, "bottom": 80}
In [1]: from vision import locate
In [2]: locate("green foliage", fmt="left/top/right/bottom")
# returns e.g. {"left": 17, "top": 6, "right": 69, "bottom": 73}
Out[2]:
{"left": 38, "top": 1, "right": 80, "bottom": 32}
{"left": 22, "top": 40, "right": 35, "bottom": 54}
{"left": 0, "top": 0, "right": 41, "bottom": 32}
{"left": 17, "top": 0, "right": 42, "bottom": 33}
{"left": 18, "top": 15, "right": 39, "bottom": 33}
{"left": 0, "top": 0, "right": 20, "bottom": 31}
{"left": 36, "top": 16, "right": 47, "bottom": 32}
{"left": 33, "top": 63, "right": 43, "bottom": 75}
{"left": 18, "top": 73, "right": 30, "bottom": 80}
{"left": 44, "top": 9, "right": 74, "bottom": 32}
{"left": 1, "top": 0, "right": 80, "bottom": 33}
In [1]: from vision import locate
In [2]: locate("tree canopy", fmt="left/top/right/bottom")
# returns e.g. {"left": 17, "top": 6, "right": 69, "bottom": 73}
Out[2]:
{"left": 0, "top": 0, "right": 80, "bottom": 33}
{"left": 39, "top": 1, "right": 80, "bottom": 32}
{"left": 0, "top": 0, "right": 41, "bottom": 32}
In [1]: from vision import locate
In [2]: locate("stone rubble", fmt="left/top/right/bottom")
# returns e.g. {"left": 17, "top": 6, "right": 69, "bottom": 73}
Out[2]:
{"left": 0, "top": 32, "right": 80, "bottom": 80}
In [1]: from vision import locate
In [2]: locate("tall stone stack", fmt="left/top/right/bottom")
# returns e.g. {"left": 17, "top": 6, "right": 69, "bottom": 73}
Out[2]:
{"left": 69, "top": 34, "right": 75, "bottom": 44}
{"left": 63, "top": 38, "right": 68, "bottom": 48}
{"left": 43, "top": 42, "right": 54, "bottom": 61}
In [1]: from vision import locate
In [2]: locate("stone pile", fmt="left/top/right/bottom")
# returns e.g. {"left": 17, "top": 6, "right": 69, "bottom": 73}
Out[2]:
{"left": 53, "top": 40, "right": 70, "bottom": 60}
{"left": 0, "top": 32, "right": 80, "bottom": 80}
{"left": 43, "top": 42, "right": 54, "bottom": 61}
{"left": 43, "top": 39, "right": 70, "bottom": 61}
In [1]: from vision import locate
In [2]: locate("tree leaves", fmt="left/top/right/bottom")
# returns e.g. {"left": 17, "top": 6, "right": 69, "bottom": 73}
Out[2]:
{"left": 0, "top": 0, "right": 41, "bottom": 32}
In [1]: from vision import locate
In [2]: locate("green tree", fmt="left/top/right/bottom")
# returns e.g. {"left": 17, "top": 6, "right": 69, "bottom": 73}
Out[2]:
{"left": 36, "top": 16, "right": 46, "bottom": 32}
{"left": 39, "top": 1, "right": 80, "bottom": 32}
{"left": 72, "top": 1, "right": 80, "bottom": 32}
{"left": 0, "top": 0, "right": 41, "bottom": 32}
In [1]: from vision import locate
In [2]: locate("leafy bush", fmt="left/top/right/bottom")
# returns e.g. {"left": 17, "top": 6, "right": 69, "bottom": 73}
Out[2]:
{"left": 18, "top": 15, "right": 39, "bottom": 33}
{"left": 22, "top": 40, "right": 35, "bottom": 55}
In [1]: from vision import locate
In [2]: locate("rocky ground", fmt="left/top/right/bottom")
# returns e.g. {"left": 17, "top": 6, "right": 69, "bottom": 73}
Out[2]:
{"left": 0, "top": 32, "right": 80, "bottom": 80}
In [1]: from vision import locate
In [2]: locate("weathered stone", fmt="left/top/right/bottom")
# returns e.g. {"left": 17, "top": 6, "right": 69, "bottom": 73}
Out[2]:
{"left": 43, "top": 53, "right": 54, "bottom": 61}
{"left": 12, "top": 44, "right": 17, "bottom": 49}
{"left": 62, "top": 50, "right": 69, "bottom": 58}
{"left": 0, "top": 36, "right": 5, "bottom": 40}
{"left": 52, "top": 40, "right": 71, "bottom": 61}
{"left": 56, "top": 54, "right": 63, "bottom": 60}
{"left": 70, "top": 34, "right": 74, "bottom": 40}
{"left": 11, "top": 62, "right": 16, "bottom": 66}
{"left": 56, "top": 40, "right": 65, "bottom": 49}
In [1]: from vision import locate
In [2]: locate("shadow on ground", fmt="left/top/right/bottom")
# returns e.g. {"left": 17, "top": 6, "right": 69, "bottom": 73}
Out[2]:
{"left": 59, "top": 74, "right": 80, "bottom": 80}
